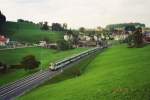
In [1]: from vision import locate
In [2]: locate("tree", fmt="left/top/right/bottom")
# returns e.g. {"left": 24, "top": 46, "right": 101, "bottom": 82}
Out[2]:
{"left": 41, "top": 21, "right": 49, "bottom": 30}
{"left": 63, "top": 23, "right": 67, "bottom": 30}
{"left": 0, "top": 11, "right": 6, "bottom": 24}
{"left": 125, "top": 25, "right": 136, "bottom": 32}
{"left": 17, "top": 19, "right": 24, "bottom": 22}
{"left": 21, "top": 55, "right": 40, "bottom": 70}
{"left": 52, "top": 23, "right": 64, "bottom": 31}
{"left": 17, "top": 19, "right": 34, "bottom": 24}
{"left": 0, "top": 11, "right": 6, "bottom": 33}
{"left": 72, "top": 32, "right": 79, "bottom": 47}
{"left": 57, "top": 40, "right": 73, "bottom": 50}
{"left": 125, "top": 25, "right": 136, "bottom": 47}
{"left": 79, "top": 27, "right": 85, "bottom": 33}
{"left": 133, "top": 27, "right": 143, "bottom": 47}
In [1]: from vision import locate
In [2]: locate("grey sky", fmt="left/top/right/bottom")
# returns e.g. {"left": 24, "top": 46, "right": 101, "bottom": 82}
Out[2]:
{"left": 0, "top": 0, "right": 150, "bottom": 28}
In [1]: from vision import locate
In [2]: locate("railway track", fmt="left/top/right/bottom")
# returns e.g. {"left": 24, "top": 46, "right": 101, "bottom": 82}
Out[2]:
{"left": 0, "top": 46, "right": 104, "bottom": 100}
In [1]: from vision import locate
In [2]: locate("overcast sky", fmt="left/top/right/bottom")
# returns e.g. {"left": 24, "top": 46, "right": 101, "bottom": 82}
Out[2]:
{"left": 0, "top": 0, "right": 150, "bottom": 28}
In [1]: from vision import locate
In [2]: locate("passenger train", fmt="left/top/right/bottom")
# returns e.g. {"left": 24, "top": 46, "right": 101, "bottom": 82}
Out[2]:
{"left": 49, "top": 46, "right": 104, "bottom": 71}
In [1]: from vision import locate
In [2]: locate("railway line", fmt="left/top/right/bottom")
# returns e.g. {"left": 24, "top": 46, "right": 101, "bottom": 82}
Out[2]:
{"left": 0, "top": 46, "right": 104, "bottom": 100}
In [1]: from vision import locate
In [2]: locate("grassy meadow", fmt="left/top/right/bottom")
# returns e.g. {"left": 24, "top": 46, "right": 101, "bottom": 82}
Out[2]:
{"left": 19, "top": 44, "right": 150, "bottom": 100}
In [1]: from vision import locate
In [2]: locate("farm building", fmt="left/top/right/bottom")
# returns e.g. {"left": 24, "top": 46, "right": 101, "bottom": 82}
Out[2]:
{"left": 0, "top": 35, "right": 9, "bottom": 46}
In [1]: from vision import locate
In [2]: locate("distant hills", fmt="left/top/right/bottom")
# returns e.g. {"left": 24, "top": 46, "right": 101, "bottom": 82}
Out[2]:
{"left": 106, "top": 23, "right": 145, "bottom": 31}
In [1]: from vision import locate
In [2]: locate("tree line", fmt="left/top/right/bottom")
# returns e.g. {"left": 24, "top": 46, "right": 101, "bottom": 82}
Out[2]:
{"left": 0, "top": 11, "right": 6, "bottom": 33}
{"left": 106, "top": 23, "right": 145, "bottom": 31}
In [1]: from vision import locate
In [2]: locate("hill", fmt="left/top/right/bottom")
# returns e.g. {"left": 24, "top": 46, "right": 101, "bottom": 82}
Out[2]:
{"left": 19, "top": 45, "right": 150, "bottom": 100}
{"left": 1, "top": 21, "right": 63, "bottom": 43}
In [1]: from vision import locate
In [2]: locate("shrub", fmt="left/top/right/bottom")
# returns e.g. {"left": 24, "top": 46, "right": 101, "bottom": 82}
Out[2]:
{"left": 57, "top": 40, "right": 73, "bottom": 50}
{"left": 21, "top": 55, "right": 40, "bottom": 70}
{"left": 0, "top": 62, "right": 8, "bottom": 73}
{"left": 10, "top": 64, "right": 23, "bottom": 69}
{"left": 72, "top": 68, "right": 81, "bottom": 76}
{"left": 41, "top": 22, "right": 49, "bottom": 30}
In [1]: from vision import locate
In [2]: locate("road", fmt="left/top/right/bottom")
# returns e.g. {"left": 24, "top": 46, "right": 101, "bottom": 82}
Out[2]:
{"left": 0, "top": 47, "right": 103, "bottom": 100}
{"left": 0, "top": 46, "right": 37, "bottom": 51}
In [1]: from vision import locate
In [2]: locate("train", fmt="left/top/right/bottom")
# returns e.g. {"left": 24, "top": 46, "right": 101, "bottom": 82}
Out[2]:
{"left": 49, "top": 46, "right": 104, "bottom": 71}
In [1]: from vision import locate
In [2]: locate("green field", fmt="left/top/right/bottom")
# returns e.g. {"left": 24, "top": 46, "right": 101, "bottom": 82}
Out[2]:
{"left": 1, "top": 21, "right": 63, "bottom": 43}
{"left": 0, "top": 47, "right": 88, "bottom": 86}
{"left": 19, "top": 45, "right": 150, "bottom": 100}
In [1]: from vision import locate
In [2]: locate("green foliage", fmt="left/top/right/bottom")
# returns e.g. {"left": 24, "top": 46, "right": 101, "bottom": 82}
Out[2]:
{"left": 79, "top": 27, "right": 85, "bottom": 33}
{"left": 21, "top": 55, "right": 40, "bottom": 70}
{"left": 0, "top": 11, "right": 6, "bottom": 24}
{"left": 71, "top": 68, "right": 81, "bottom": 76}
{"left": 41, "top": 22, "right": 49, "bottom": 30}
{"left": 125, "top": 25, "right": 136, "bottom": 32}
{"left": 57, "top": 40, "right": 73, "bottom": 50}
{"left": 52, "top": 23, "right": 64, "bottom": 31}
{"left": 0, "top": 11, "right": 6, "bottom": 33}
{"left": 133, "top": 27, "right": 143, "bottom": 47}
{"left": 17, "top": 19, "right": 34, "bottom": 24}
{"left": 127, "top": 27, "right": 143, "bottom": 48}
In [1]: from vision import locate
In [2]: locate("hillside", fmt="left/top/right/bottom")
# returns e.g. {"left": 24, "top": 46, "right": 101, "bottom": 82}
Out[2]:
{"left": 1, "top": 21, "right": 63, "bottom": 43}
{"left": 19, "top": 45, "right": 150, "bottom": 100}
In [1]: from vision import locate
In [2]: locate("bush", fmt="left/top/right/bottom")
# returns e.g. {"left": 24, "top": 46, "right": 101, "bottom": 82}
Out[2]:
{"left": 0, "top": 62, "right": 8, "bottom": 73}
{"left": 57, "top": 40, "right": 73, "bottom": 50}
{"left": 10, "top": 64, "right": 23, "bottom": 69}
{"left": 71, "top": 68, "right": 81, "bottom": 76}
{"left": 41, "top": 22, "right": 49, "bottom": 30}
{"left": 21, "top": 55, "right": 41, "bottom": 70}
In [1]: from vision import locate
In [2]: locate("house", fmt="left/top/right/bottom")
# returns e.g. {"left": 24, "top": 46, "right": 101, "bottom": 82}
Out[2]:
{"left": 0, "top": 35, "right": 9, "bottom": 46}
{"left": 64, "top": 31, "right": 74, "bottom": 41}
{"left": 64, "top": 34, "right": 73, "bottom": 41}
{"left": 7, "top": 41, "right": 23, "bottom": 48}
{"left": 78, "top": 33, "right": 91, "bottom": 41}
{"left": 39, "top": 41, "right": 46, "bottom": 47}
{"left": 44, "top": 43, "right": 57, "bottom": 49}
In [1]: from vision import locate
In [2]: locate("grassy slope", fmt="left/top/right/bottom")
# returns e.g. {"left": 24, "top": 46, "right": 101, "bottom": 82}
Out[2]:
{"left": 0, "top": 47, "right": 88, "bottom": 86}
{"left": 19, "top": 45, "right": 150, "bottom": 100}
{"left": 1, "top": 21, "right": 63, "bottom": 42}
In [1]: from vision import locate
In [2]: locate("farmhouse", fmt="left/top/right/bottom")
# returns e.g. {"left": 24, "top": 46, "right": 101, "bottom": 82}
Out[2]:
{"left": 0, "top": 35, "right": 9, "bottom": 46}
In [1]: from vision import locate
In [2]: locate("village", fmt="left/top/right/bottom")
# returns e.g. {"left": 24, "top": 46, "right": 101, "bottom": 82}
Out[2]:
{"left": 1, "top": 25, "right": 150, "bottom": 50}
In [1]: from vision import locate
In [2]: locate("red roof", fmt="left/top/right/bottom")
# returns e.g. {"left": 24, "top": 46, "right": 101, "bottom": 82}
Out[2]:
{"left": 0, "top": 35, "right": 7, "bottom": 42}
